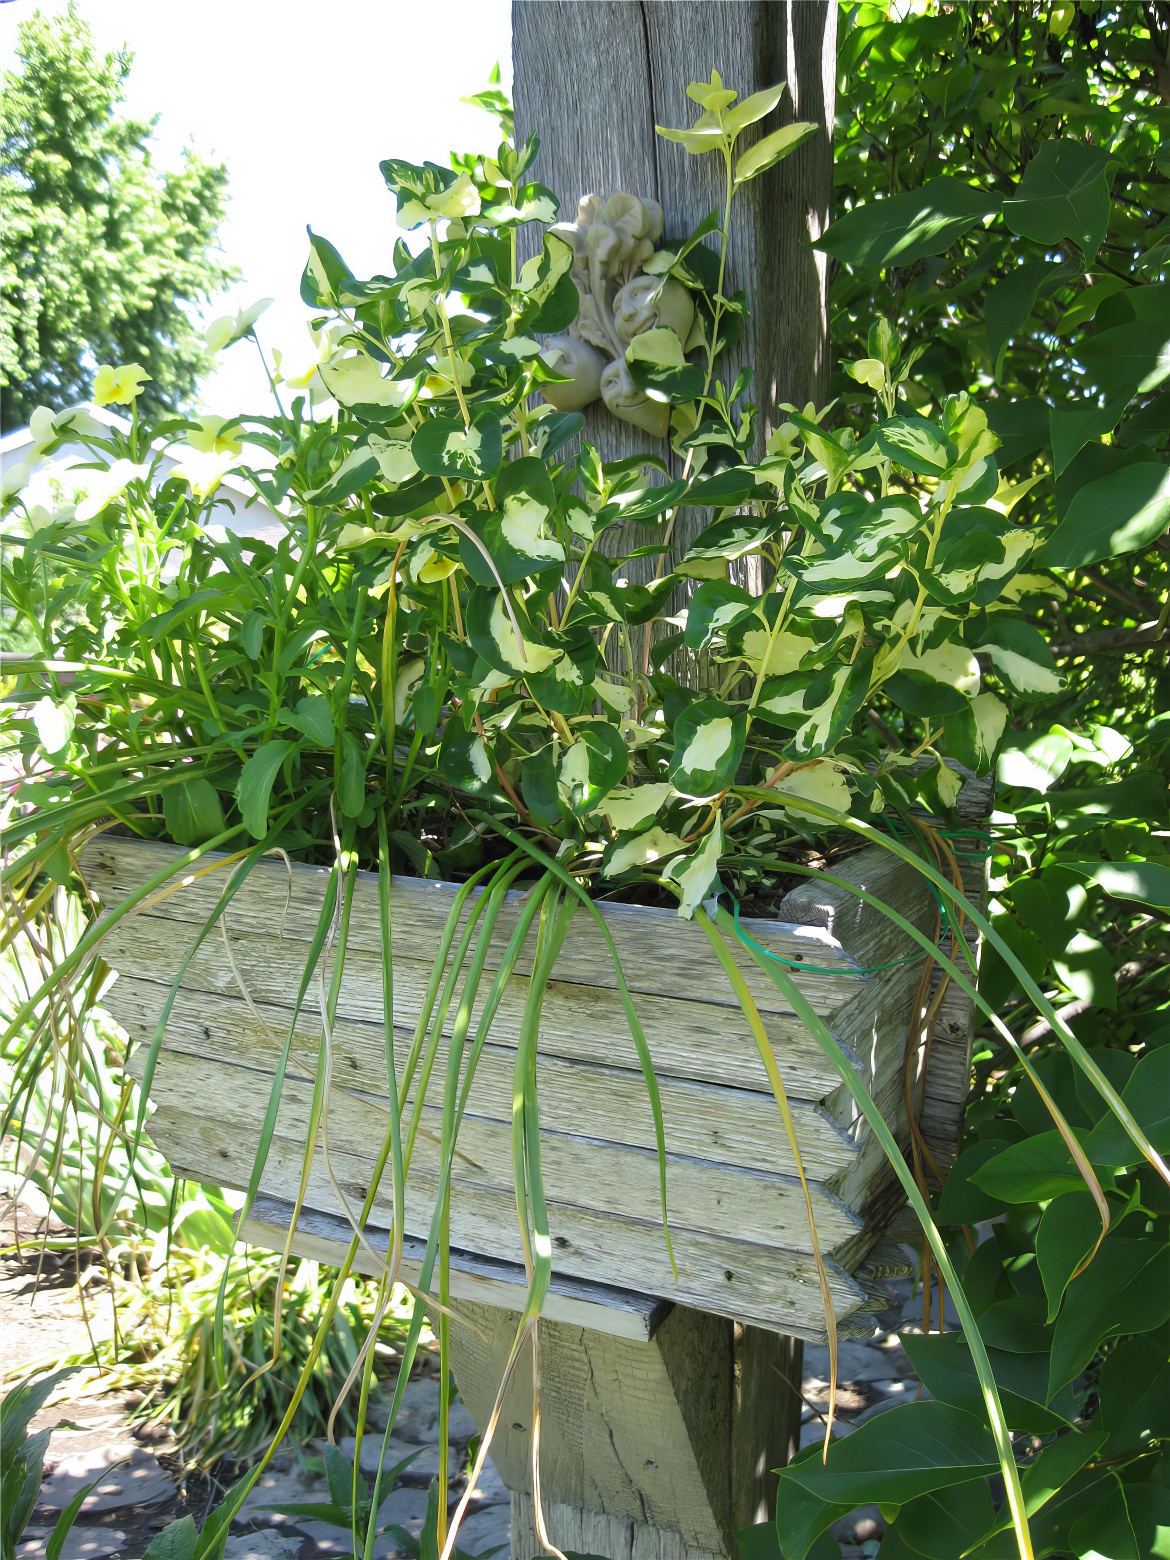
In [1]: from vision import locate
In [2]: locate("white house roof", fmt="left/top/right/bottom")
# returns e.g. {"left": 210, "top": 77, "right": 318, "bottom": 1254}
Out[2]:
{"left": 1, "top": 404, "right": 285, "bottom": 543}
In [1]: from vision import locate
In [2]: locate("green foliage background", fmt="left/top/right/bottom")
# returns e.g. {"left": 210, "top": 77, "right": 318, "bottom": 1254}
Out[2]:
{"left": 758, "top": 6, "right": 1170, "bottom": 1557}
{"left": 0, "top": 3, "right": 236, "bottom": 431}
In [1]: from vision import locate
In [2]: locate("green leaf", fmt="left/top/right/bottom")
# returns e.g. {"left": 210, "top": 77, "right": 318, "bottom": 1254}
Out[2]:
{"left": 1084, "top": 1045, "right": 1170, "bottom": 1167}
{"left": 236, "top": 740, "right": 294, "bottom": 840}
{"left": 558, "top": 724, "right": 628, "bottom": 816}
{"left": 668, "top": 698, "right": 747, "bottom": 799}
{"left": 978, "top": 1293, "right": 1054, "bottom": 1355}
{"left": 1050, "top": 393, "right": 1129, "bottom": 476}
{"left": 412, "top": 411, "right": 503, "bottom": 481}
{"left": 520, "top": 745, "right": 563, "bottom": 829}
{"left": 985, "top": 262, "right": 1058, "bottom": 375}
{"left": 817, "top": 178, "right": 998, "bottom": 267}
{"left": 775, "top": 1400, "right": 998, "bottom": 1509}
{"left": 1036, "top": 1190, "right": 1103, "bottom": 1321}
{"left": 162, "top": 776, "right": 226, "bottom": 848}
{"left": 892, "top": 1477, "right": 995, "bottom": 1560}
{"left": 143, "top": 1517, "right": 198, "bottom": 1560}
{"left": 681, "top": 470, "right": 766, "bottom": 509}
{"left": 1076, "top": 859, "right": 1170, "bottom": 911}
{"left": 966, "top": 1427, "right": 1108, "bottom": 1556}
{"left": 996, "top": 729, "right": 1075, "bottom": 792}
{"left": 970, "top": 1131, "right": 1084, "bottom": 1203}
{"left": 240, "top": 610, "right": 265, "bottom": 660}
{"left": 772, "top": 1461, "right": 854, "bottom": 1560}
{"left": 874, "top": 415, "right": 957, "bottom": 476}
{"left": 901, "top": 1332, "right": 1070, "bottom": 1435}
{"left": 46, "top": 1472, "right": 106, "bottom": 1560}
{"left": 1040, "top": 461, "right": 1170, "bottom": 567}
{"left": 308, "top": 445, "right": 380, "bottom": 505}
{"left": 1053, "top": 929, "right": 1115, "bottom": 1007}
{"left": 723, "top": 82, "right": 787, "bottom": 137}
{"left": 285, "top": 694, "right": 335, "bottom": 749}
{"left": 1067, "top": 1475, "right": 1140, "bottom": 1560}
{"left": 1078, "top": 320, "right": 1170, "bottom": 394}
{"left": 1119, "top": 1487, "right": 1170, "bottom": 1560}
{"left": 1097, "top": 1336, "right": 1170, "bottom": 1452}
{"left": 1048, "top": 1237, "right": 1170, "bottom": 1397}
{"left": 338, "top": 733, "right": 366, "bottom": 818}
{"left": 733, "top": 120, "right": 818, "bottom": 183}
{"left": 1003, "top": 140, "right": 1112, "bottom": 255}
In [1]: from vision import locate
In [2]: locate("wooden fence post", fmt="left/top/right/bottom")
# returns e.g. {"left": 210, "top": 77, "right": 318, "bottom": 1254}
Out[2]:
{"left": 448, "top": 7, "right": 835, "bottom": 1556}
{"left": 512, "top": 0, "right": 836, "bottom": 585}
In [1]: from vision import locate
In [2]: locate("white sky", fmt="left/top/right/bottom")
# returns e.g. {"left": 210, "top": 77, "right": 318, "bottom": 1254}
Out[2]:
{"left": 0, "top": 0, "right": 512, "bottom": 414}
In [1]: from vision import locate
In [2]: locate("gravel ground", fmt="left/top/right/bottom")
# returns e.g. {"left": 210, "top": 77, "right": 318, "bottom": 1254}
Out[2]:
{"left": 4, "top": 1212, "right": 927, "bottom": 1560}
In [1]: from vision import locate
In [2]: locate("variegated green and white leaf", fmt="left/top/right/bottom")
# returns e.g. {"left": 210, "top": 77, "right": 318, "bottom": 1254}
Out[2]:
{"left": 439, "top": 725, "right": 495, "bottom": 793}
{"left": 732, "top": 617, "right": 821, "bottom": 675}
{"left": 787, "top": 653, "right": 875, "bottom": 760}
{"left": 772, "top": 759, "right": 854, "bottom": 819}
{"left": 499, "top": 496, "right": 565, "bottom": 565}
{"left": 558, "top": 723, "right": 629, "bottom": 815}
{"left": 663, "top": 817, "right": 725, "bottom": 919}
{"left": 319, "top": 355, "right": 415, "bottom": 408}
{"left": 902, "top": 639, "right": 982, "bottom": 695}
{"left": 976, "top": 617, "right": 1063, "bottom": 696}
{"left": 367, "top": 433, "right": 420, "bottom": 485}
{"left": 603, "top": 825, "right": 688, "bottom": 878}
{"left": 466, "top": 587, "right": 560, "bottom": 677}
{"left": 598, "top": 782, "right": 676, "bottom": 831}
{"left": 753, "top": 672, "right": 818, "bottom": 727}
{"left": 669, "top": 699, "right": 746, "bottom": 799}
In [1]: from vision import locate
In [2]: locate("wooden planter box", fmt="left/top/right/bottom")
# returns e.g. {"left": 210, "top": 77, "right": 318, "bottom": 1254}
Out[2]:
{"left": 81, "top": 781, "right": 986, "bottom": 1346}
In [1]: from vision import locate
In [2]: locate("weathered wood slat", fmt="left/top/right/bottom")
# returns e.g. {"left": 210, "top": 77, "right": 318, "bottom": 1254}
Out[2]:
{"left": 777, "top": 848, "right": 936, "bottom": 970}
{"left": 105, "top": 979, "right": 859, "bottom": 1180}
{"left": 97, "top": 914, "right": 855, "bottom": 1097}
{"left": 150, "top": 1105, "right": 865, "bottom": 1339}
{"left": 240, "top": 1195, "right": 669, "bottom": 1342}
{"left": 131, "top": 1047, "right": 862, "bottom": 1254}
{"left": 80, "top": 837, "right": 867, "bottom": 1017}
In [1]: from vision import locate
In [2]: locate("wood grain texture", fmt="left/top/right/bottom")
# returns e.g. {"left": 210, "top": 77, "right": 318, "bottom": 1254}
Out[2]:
{"left": 146, "top": 1104, "right": 865, "bottom": 1338}
{"left": 512, "top": 0, "right": 837, "bottom": 453}
{"left": 776, "top": 845, "right": 937, "bottom": 969}
{"left": 730, "top": 1324, "right": 802, "bottom": 1530}
{"left": 239, "top": 1194, "right": 669, "bottom": 1341}
{"left": 130, "top": 1047, "right": 862, "bottom": 1254}
{"left": 449, "top": 1300, "right": 732, "bottom": 1553}
{"left": 511, "top": 1496, "right": 722, "bottom": 1560}
{"left": 96, "top": 909, "right": 855, "bottom": 1097}
{"left": 80, "top": 837, "right": 867, "bottom": 1018}
{"left": 105, "top": 979, "right": 858, "bottom": 1180}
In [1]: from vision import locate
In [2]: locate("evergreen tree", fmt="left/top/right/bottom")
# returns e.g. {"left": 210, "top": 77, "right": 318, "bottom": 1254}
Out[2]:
{"left": 0, "top": 3, "right": 236, "bottom": 430}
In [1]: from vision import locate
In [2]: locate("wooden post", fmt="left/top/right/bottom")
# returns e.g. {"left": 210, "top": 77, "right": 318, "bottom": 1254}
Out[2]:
{"left": 513, "top": 0, "right": 837, "bottom": 581}
{"left": 444, "top": 7, "right": 836, "bottom": 1556}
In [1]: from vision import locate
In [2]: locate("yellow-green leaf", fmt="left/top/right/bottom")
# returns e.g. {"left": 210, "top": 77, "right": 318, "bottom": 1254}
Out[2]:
{"left": 734, "top": 121, "right": 819, "bottom": 184}
{"left": 724, "top": 82, "right": 787, "bottom": 138}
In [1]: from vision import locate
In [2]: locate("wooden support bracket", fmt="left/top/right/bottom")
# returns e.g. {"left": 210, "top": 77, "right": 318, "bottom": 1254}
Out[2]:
{"left": 237, "top": 1197, "right": 801, "bottom": 1560}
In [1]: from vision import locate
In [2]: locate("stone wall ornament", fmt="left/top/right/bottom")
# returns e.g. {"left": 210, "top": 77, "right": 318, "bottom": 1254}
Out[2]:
{"left": 540, "top": 193, "right": 695, "bottom": 439}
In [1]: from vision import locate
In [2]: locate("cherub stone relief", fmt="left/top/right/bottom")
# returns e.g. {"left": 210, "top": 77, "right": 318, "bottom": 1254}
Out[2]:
{"left": 539, "top": 193, "right": 694, "bottom": 439}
